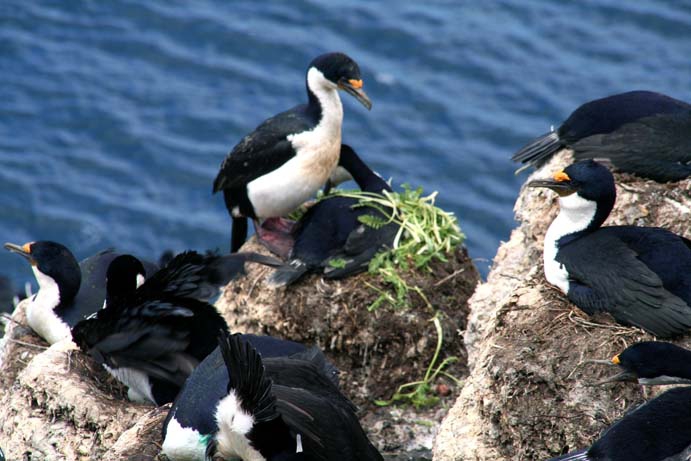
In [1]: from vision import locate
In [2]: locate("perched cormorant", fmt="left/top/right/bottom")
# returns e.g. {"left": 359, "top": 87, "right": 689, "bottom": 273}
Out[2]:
{"left": 546, "top": 386, "right": 691, "bottom": 461}
{"left": 71, "top": 251, "right": 278, "bottom": 405}
{"left": 529, "top": 160, "right": 691, "bottom": 337}
{"left": 213, "top": 52, "right": 372, "bottom": 255}
{"left": 161, "top": 334, "right": 333, "bottom": 461}
{"left": 513, "top": 90, "right": 691, "bottom": 181}
{"left": 590, "top": 341, "right": 691, "bottom": 386}
{"left": 204, "top": 333, "right": 383, "bottom": 461}
{"left": 4, "top": 241, "right": 157, "bottom": 344}
{"left": 269, "top": 145, "right": 398, "bottom": 287}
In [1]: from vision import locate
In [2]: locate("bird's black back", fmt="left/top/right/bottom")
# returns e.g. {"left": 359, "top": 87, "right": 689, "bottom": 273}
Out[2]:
{"left": 163, "top": 335, "right": 308, "bottom": 436}
{"left": 571, "top": 111, "right": 691, "bottom": 181}
{"left": 587, "top": 387, "right": 691, "bottom": 460}
{"left": 559, "top": 90, "right": 691, "bottom": 144}
{"left": 557, "top": 226, "right": 691, "bottom": 337}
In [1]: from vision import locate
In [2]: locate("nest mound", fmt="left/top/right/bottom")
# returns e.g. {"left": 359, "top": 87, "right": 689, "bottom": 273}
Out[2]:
{"left": 433, "top": 150, "right": 691, "bottom": 461}
{"left": 0, "top": 303, "right": 167, "bottom": 460}
{"left": 220, "top": 238, "right": 479, "bottom": 458}
{"left": 220, "top": 239, "right": 480, "bottom": 408}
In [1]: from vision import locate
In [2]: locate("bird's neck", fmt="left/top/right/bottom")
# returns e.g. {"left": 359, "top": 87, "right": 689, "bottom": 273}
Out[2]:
{"left": 306, "top": 67, "right": 343, "bottom": 141}
{"left": 546, "top": 194, "right": 603, "bottom": 246}
{"left": 27, "top": 267, "right": 71, "bottom": 344}
{"left": 342, "top": 154, "right": 391, "bottom": 193}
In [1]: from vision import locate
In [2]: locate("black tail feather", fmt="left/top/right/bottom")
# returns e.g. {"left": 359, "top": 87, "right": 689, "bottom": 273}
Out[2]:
{"left": 218, "top": 332, "right": 277, "bottom": 423}
{"left": 511, "top": 131, "right": 563, "bottom": 169}
{"left": 268, "top": 260, "right": 310, "bottom": 287}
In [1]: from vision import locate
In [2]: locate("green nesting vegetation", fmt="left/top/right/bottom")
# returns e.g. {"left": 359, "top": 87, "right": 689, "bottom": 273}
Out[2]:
{"left": 331, "top": 184, "right": 465, "bottom": 311}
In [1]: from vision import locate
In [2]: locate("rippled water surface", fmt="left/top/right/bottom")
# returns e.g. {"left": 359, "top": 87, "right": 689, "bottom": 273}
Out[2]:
{"left": 2, "top": 1, "right": 690, "bottom": 288}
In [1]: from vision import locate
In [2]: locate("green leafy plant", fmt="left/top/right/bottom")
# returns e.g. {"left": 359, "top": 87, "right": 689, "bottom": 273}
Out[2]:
{"left": 374, "top": 315, "right": 462, "bottom": 408}
{"left": 331, "top": 184, "right": 464, "bottom": 310}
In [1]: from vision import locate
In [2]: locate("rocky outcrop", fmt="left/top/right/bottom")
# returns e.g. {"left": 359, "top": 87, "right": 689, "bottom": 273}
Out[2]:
{"left": 433, "top": 151, "right": 691, "bottom": 460}
{"left": 0, "top": 236, "right": 479, "bottom": 459}
{"left": 0, "top": 304, "right": 166, "bottom": 460}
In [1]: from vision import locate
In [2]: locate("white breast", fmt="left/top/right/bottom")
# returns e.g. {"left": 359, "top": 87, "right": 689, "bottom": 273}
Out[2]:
{"left": 247, "top": 67, "right": 343, "bottom": 219}
{"left": 26, "top": 267, "right": 71, "bottom": 345}
{"left": 543, "top": 193, "right": 597, "bottom": 293}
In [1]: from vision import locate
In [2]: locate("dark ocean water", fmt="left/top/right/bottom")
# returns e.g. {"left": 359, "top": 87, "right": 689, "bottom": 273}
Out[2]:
{"left": 1, "top": 1, "right": 690, "bottom": 290}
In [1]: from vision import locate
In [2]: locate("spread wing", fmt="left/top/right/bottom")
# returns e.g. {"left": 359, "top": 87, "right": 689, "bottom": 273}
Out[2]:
{"left": 557, "top": 229, "right": 691, "bottom": 338}
{"left": 136, "top": 250, "right": 276, "bottom": 303}
{"left": 213, "top": 107, "right": 314, "bottom": 192}
{"left": 572, "top": 112, "right": 691, "bottom": 181}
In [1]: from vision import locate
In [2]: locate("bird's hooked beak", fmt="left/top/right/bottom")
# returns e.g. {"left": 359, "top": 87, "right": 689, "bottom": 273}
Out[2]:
{"left": 527, "top": 170, "right": 577, "bottom": 197}
{"left": 4, "top": 242, "right": 35, "bottom": 265}
{"left": 584, "top": 354, "right": 639, "bottom": 385}
{"left": 338, "top": 78, "right": 372, "bottom": 110}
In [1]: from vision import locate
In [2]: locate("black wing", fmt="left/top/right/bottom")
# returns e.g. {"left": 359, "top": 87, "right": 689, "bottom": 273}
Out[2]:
{"left": 572, "top": 112, "right": 691, "bottom": 182}
{"left": 273, "top": 386, "right": 383, "bottom": 461}
{"left": 72, "top": 296, "right": 227, "bottom": 398}
{"left": 213, "top": 107, "right": 314, "bottom": 192}
{"left": 163, "top": 334, "right": 308, "bottom": 439}
{"left": 219, "top": 332, "right": 278, "bottom": 423}
{"left": 558, "top": 228, "right": 691, "bottom": 338}
{"left": 323, "top": 218, "right": 398, "bottom": 280}
{"left": 136, "top": 250, "right": 277, "bottom": 303}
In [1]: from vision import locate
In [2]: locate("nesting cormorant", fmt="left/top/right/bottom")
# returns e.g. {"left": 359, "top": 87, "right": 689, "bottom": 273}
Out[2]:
{"left": 213, "top": 52, "right": 372, "bottom": 255}
{"left": 71, "top": 251, "right": 278, "bottom": 405}
{"left": 529, "top": 160, "right": 691, "bottom": 337}
{"left": 513, "top": 90, "right": 691, "bottom": 181}
{"left": 160, "top": 334, "right": 335, "bottom": 461}
{"left": 269, "top": 145, "right": 398, "bottom": 287}
{"left": 4, "top": 241, "right": 157, "bottom": 344}
{"left": 590, "top": 341, "right": 691, "bottom": 386}
{"left": 204, "top": 332, "right": 383, "bottom": 461}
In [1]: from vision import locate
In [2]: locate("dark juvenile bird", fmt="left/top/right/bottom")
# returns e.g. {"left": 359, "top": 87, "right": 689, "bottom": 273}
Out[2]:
{"left": 590, "top": 341, "right": 691, "bottom": 386}
{"left": 160, "top": 334, "right": 334, "bottom": 460}
{"left": 269, "top": 144, "right": 398, "bottom": 287}
{"left": 546, "top": 386, "right": 691, "bottom": 461}
{"left": 213, "top": 52, "right": 372, "bottom": 256}
{"left": 513, "top": 90, "right": 691, "bottom": 181}
{"left": 71, "top": 251, "right": 279, "bottom": 405}
{"left": 4, "top": 241, "right": 157, "bottom": 344}
{"left": 529, "top": 160, "right": 691, "bottom": 337}
{"left": 203, "top": 332, "right": 382, "bottom": 461}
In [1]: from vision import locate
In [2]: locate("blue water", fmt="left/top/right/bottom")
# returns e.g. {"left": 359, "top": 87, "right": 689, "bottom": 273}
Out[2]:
{"left": 1, "top": 1, "right": 690, "bottom": 290}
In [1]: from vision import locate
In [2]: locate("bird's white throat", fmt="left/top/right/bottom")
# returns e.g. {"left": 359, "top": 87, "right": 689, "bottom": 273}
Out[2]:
{"left": 543, "top": 193, "right": 598, "bottom": 293}
{"left": 26, "top": 267, "right": 70, "bottom": 344}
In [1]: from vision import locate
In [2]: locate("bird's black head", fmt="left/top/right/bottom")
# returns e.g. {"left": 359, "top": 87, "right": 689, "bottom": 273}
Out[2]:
{"left": 106, "top": 254, "right": 146, "bottom": 304}
{"left": 4, "top": 240, "right": 81, "bottom": 302}
{"left": 616, "top": 342, "right": 691, "bottom": 381}
{"left": 308, "top": 52, "right": 372, "bottom": 110}
{"left": 528, "top": 160, "right": 616, "bottom": 228}
{"left": 596, "top": 342, "right": 691, "bottom": 385}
